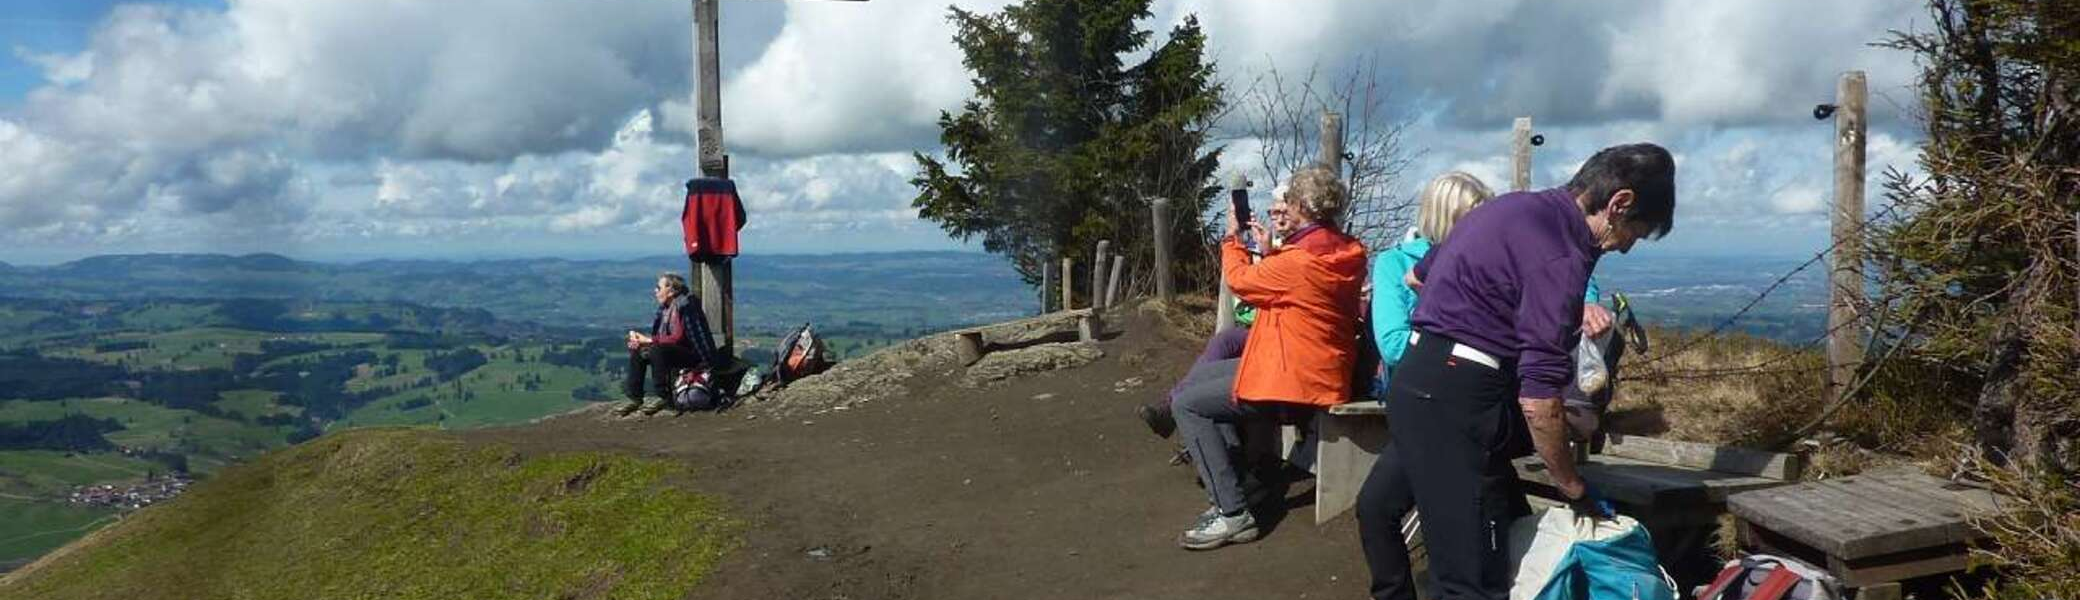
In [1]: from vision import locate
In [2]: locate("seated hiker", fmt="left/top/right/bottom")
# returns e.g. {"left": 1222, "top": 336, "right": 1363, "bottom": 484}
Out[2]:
{"left": 1136, "top": 184, "right": 1303, "bottom": 439}
{"left": 620, "top": 272, "right": 720, "bottom": 416}
{"left": 1171, "top": 165, "right": 1367, "bottom": 551}
{"left": 1369, "top": 172, "right": 1492, "bottom": 393}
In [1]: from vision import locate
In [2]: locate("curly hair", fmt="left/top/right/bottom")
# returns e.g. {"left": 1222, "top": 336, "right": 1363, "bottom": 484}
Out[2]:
{"left": 1284, "top": 165, "right": 1348, "bottom": 227}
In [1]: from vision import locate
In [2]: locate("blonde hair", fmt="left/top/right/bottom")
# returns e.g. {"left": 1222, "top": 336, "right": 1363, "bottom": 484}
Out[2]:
{"left": 1285, "top": 165, "right": 1347, "bottom": 227}
{"left": 1416, "top": 171, "right": 1493, "bottom": 243}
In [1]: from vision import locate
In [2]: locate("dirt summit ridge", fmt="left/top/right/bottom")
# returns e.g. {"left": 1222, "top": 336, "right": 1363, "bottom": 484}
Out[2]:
{"left": 5, "top": 302, "right": 1376, "bottom": 600}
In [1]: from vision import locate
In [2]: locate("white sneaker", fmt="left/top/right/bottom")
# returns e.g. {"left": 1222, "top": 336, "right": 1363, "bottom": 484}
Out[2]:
{"left": 1179, "top": 510, "right": 1259, "bottom": 550}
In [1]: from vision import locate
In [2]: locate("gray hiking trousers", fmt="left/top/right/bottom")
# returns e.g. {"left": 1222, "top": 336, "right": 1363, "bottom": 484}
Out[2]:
{"left": 1172, "top": 358, "right": 1267, "bottom": 515}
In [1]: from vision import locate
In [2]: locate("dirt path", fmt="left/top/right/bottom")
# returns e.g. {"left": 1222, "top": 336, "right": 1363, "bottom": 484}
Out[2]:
{"left": 467, "top": 311, "right": 1378, "bottom": 600}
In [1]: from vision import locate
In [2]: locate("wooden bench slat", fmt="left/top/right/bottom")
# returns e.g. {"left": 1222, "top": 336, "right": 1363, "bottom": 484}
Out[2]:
{"left": 1604, "top": 434, "right": 1804, "bottom": 480}
{"left": 1728, "top": 468, "right": 1998, "bottom": 561}
{"left": 1515, "top": 453, "right": 1785, "bottom": 506}
{"left": 1326, "top": 401, "right": 1384, "bottom": 416}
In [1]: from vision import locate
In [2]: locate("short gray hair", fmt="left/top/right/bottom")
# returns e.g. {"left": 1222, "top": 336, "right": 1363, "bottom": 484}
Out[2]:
{"left": 1285, "top": 165, "right": 1347, "bottom": 227}
{"left": 1416, "top": 171, "right": 1493, "bottom": 244}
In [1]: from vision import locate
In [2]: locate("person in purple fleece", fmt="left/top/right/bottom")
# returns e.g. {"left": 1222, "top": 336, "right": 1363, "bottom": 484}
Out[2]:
{"left": 1355, "top": 144, "right": 1677, "bottom": 600}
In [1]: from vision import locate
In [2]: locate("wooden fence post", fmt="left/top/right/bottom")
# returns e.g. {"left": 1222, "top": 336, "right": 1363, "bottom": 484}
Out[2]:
{"left": 1106, "top": 255, "right": 1126, "bottom": 309}
{"left": 1828, "top": 71, "right": 1868, "bottom": 400}
{"left": 1512, "top": 117, "right": 1533, "bottom": 192}
{"left": 1061, "top": 256, "right": 1074, "bottom": 311}
{"left": 1150, "top": 198, "right": 1174, "bottom": 303}
{"left": 1039, "top": 259, "right": 1053, "bottom": 314}
{"left": 1092, "top": 240, "right": 1110, "bottom": 313}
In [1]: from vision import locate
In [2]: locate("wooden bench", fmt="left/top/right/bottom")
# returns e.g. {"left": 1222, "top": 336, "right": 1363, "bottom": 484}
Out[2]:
{"left": 1306, "top": 401, "right": 1390, "bottom": 525}
{"left": 1513, "top": 434, "right": 1802, "bottom": 574}
{"left": 949, "top": 308, "right": 1100, "bottom": 366}
{"left": 1728, "top": 467, "right": 2008, "bottom": 597}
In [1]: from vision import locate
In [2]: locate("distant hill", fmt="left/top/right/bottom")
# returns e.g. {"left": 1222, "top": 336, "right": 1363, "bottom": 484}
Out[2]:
{"left": 0, "top": 251, "right": 1828, "bottom": 342}
{"left": 1, "top": 252, "right": 1035, "bottom": 340}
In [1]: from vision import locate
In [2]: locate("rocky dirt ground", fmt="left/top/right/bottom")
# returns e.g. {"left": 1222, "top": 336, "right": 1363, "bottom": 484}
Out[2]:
{"left": 469, "top": 304, "right": 1382, "bottom": 600}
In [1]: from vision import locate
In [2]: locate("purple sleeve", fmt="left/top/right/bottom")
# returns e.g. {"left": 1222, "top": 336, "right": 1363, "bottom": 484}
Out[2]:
{"left": 1513, "top": 253, "right": 1590, "bottom": 399}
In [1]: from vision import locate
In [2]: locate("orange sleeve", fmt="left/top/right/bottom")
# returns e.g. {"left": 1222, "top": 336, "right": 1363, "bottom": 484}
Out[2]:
{"left": 1222, "top": 237, "right": 1307, "bottom": 306}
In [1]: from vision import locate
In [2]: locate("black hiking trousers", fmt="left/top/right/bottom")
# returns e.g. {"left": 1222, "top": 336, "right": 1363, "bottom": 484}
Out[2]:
{"left": 624, "top": 344, "right": 697, "bottom": 400}
{"left": 1357, "top": 331, "right": 1532, "bottom": 600}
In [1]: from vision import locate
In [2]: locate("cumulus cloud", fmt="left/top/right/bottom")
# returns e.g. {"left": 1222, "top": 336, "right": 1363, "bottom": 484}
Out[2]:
{"left": 0, "top": 0, "right": 1934, "bottom": 259}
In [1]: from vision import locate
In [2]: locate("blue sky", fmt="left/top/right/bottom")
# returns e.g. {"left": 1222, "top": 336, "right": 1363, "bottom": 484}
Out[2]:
{"left": 0, "top": 0, "right": 1927, "bottom": 265}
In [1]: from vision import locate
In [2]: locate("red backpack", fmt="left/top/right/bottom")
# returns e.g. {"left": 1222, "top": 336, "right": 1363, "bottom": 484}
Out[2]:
{"left": 1695, "top": 555, "right": 1842, "bottom": 600}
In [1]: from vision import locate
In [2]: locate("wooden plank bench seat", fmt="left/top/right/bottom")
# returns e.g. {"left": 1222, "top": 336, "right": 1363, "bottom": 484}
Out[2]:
{"left": 1728, "top": 467, "right": 2008, "bottom": 591}
{"left": 1513, "top": 434, "right": 1801, "bottom": 527}
{"left": 948, "top": 308, "right": 1099, "bottom": 365}
{"left": 1305, "top": 406, "right": 1805, "bottom": 561}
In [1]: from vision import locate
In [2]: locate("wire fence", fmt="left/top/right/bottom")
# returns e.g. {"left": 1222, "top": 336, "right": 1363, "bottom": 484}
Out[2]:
{"left": 1619, "top": 203, "right": 1902, "bottom": 382}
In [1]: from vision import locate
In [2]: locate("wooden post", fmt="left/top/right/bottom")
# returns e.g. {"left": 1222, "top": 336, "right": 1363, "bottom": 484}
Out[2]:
{"left": 692, "top": 259, "right": 734, "bottom": 354}
{"left": 1091, "top": 240, "right": 1110, "bottom": 313}
{"left": 693, "top": 0, "right": 725, "bottom": 177}
{"left": 1105, "top": 255, "right": 1126, "bottom": 308}
{"left": 1215, "top": 174, "right": 1248, "bottom": 334}
{"left": 955, "top": 331, "right": 985, "bottom": 366}
{"left": 1039, "top": 259, "right": 1053, "bottom": 314}
{"left": 1150, "top": 198, "right": 1174, "bottom": 303}
{"left": 1829, "top": 71, "right": 1868, "bottom": 400}
{"left": 1319, "top": 111, "right": 1345, "bottom": 175}
{"left": 1060, "top": 256, "right": 1074, "bottom": 311}
{"left": 687, "top": 0, "right": 732, "bottom": 354}
{"left": 1512, "top": 116, "right": 1533, "bottom": 192}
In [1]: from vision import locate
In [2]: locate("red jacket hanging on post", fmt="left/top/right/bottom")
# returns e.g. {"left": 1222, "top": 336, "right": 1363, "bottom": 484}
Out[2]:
{"left": 682, "top": 178, "right": 747, "bottom": 260}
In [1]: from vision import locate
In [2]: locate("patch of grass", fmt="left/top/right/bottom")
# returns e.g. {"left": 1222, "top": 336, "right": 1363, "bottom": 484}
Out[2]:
{"left": 0, "top": 451, "right": 157, "bottom": 497}
{"left": 337, "top": 348, "right": 594, "bottom": 430}
{"left": 1, "top": 429, "right": 739, "bottom": 600}
{"left": 0, "top": 399, "right": 288, "bottom": 473}
{"left": 1612, "top": 328, "right": 1829, "bottom": 447}
{"left": 211, "top": 389, "right": 294, "bottom": 420}
{"left": 0, "top": 499, "right": 117, "bottom": 567}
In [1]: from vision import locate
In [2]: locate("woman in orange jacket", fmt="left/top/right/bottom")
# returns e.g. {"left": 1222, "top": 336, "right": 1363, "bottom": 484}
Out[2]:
{"left": 1172, "top": 165, "right": 1369, "bottom": 550}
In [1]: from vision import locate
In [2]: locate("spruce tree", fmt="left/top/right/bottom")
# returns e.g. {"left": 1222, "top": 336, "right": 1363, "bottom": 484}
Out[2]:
{"left": 912, "top": 0, "right": 1224, "bottom": 305}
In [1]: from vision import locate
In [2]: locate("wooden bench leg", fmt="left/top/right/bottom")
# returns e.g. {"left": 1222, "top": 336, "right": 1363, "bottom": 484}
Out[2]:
{"left": 1077, "top": 313, "right": 1102, "bottom": 342}
{"left": 1315, "top": 412, "right": 1390, "bottom": 525}
{"left": 1855, "top": 582, "right": 1901, "bottom": 600}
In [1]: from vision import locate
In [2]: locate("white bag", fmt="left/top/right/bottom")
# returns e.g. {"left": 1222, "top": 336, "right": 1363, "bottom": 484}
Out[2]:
{"left": 1507, "top": 507, "right": 1677, "bottom": 600}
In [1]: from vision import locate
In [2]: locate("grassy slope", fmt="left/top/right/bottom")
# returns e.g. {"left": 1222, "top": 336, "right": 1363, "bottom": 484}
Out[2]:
{"left": 0, "top": 451, "right": 157, "bottom": 497}
{"left": 0, "top": 499, "right": 116, "bottom": 567}
{"left": 1, "top": 429, "right": 737, "bottom": 600}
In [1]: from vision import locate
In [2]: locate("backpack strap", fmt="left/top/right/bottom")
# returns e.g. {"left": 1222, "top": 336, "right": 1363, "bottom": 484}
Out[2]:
{"left": 1697, "top": 562, "right": 1753, "bottom": 600}
{"left": 1746, "top": 566, "right": 1805, "bottom": 600}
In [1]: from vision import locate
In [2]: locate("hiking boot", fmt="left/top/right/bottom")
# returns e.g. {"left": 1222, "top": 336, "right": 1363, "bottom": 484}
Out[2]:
{"left": 613, "top": 398, "right": 644, "bottom": 416}
{"left": 1179, "top": 510, "right": 1259, "bottom": 551}
{"left": 1135, "top": 403, "right": 1176, "bottom": 439}
{"left": 637, "top": 396, "right": 670, "bottom": 416}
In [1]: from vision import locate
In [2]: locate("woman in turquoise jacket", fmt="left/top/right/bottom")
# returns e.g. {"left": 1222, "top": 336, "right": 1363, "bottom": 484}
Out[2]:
{"left": 1369, "top": 173, "right": 1604, "bottom": 392}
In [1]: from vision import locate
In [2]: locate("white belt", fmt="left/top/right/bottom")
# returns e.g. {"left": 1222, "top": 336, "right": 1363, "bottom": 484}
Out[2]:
{"left": 1408, "top": 331, "right": 1502, "bottom": 370}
